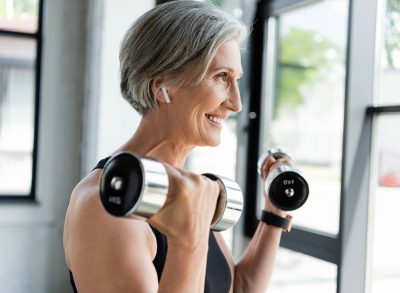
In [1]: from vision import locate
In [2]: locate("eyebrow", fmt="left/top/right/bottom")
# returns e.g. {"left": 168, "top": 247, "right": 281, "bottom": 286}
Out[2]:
{"left": 210, "top": 66, "right": 244, "bottom": 78}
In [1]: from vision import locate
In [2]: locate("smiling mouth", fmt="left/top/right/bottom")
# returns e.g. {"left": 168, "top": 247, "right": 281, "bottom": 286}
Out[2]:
{"left": 205, "top": 114, "right": 225, "bottom": 126}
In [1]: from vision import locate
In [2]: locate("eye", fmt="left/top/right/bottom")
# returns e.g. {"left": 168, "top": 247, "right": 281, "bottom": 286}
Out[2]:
{"left": 217, "top": 72, "right": 229, "bottom": 83}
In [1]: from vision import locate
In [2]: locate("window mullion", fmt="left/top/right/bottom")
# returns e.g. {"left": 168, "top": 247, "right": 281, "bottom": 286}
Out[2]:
{"left": 338, "top": 0, "right": 381, "bottom": 292}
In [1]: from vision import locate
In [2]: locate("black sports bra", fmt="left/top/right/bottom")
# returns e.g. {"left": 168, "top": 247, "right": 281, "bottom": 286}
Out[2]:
{"left": 69, "top": 156, "right": 232, "bottom": 293}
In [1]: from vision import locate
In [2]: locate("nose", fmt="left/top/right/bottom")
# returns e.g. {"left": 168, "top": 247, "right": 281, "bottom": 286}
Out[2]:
{"left": 223, "top": 83, "right": 242, "bottom": 113}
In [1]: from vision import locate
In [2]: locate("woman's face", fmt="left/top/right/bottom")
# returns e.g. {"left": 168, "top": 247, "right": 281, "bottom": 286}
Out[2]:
{"left": 166, "top": 39, "right": 243, "bottom": 147}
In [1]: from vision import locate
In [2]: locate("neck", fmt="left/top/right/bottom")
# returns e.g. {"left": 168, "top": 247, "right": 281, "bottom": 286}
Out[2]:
{"left": 116, "top": 111, "right": 194, "bottom": 168}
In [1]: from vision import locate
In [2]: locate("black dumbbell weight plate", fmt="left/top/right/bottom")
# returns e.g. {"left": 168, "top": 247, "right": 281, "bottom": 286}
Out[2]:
{"left": 269, "top": 171, "right": 309, "bottom": 211}
{"left": 100, "top": 152, "right": 144, "bottom": 216}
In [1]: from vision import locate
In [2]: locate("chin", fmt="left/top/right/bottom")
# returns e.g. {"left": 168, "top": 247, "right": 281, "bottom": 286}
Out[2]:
{"left": 205, "top": 136, "right": 221, "bottom": 147}
{"left": 197, "top": 128, "right": 222, "bottom": 147}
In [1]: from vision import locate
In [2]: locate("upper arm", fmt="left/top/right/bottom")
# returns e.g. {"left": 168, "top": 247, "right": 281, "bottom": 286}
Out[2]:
{"left": 65, "top": 186, "right": 158, "bottom": 293}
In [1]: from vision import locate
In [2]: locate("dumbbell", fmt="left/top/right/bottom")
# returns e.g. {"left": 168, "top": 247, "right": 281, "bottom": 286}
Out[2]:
{"left": 99, "top": 152, "right": 243, "bottom": 231}
{"left": 258, "top": 148, "right": 309, "bottom": 211}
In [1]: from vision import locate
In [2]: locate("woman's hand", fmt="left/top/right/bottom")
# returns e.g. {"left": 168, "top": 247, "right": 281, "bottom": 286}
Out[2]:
{"left": 147, "top": 164, "right": 221, "bottom": 249}
{"left": 259, "top": 153, "right": 295, "bottom": 216}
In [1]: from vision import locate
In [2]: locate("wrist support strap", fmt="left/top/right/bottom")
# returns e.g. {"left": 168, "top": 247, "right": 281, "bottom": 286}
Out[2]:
{"left": 260, "top": 210, "right": 292, "bottom": 232}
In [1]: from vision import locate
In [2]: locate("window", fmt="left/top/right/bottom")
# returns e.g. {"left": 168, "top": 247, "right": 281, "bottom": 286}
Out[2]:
{"left": 371, "top": 115, "right": 400, "bottom": 292}
{"left": 0, "top": 0, "right": 43, "bottom": 198}
{"left": 271, "top": 248, "right": 336, "bottom": 293}
{"left": 263, "top": 0, "right": 348, "bottom": 234}
{"left": 378, "top": 0, "right": 400, "bottom": 106}
{"left": 245, "top": 0, "right": 348, "bottom": 291}
{"left": 370, "top": 1, "right": 400, "bottom": 291}
{"left": 245, "top": 0, "right": 400, "bottom": 292}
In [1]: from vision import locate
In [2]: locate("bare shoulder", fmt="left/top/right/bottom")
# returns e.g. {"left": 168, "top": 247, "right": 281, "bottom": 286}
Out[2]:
{"left": 64, "top": 170, "right": 158, "bottom": 292}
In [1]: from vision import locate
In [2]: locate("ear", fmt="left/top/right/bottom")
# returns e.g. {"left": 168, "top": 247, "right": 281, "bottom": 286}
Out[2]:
{"left": 151, "top": 76, "right": 170, "bottom": 104}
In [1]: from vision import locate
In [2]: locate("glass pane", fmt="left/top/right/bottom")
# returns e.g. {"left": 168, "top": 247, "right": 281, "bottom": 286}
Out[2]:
{"left": 378, "top": 0, "right": 400, "bottom": 105}
{"left": 269, "top": 248, "right": 337, "bottom": 293}
{"left": 0, "top": 0, "right": 39, "bottom": 33}
{"left": 206, "top": 0, "right": 244, "bottom": 20}
{"left": 187, "top": 117, "right": 238, "bottom": 248}
{"left": 371, "top": 115, "right": 400, "bottom": 292}
{"left": 262, "top": 0, "right": 348, "bottom": 234}
{"left": 0, "top": 35, "right": 36, "bottom": 195}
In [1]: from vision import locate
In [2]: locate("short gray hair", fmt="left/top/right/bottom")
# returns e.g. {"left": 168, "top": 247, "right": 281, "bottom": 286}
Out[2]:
{"left": 119, "top": 0, "right": 248, "bottom": 115}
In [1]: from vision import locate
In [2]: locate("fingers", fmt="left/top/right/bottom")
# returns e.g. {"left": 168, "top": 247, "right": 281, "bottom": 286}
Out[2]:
{"left": 147, "top": 165, "right": 222, "bottom": 246}
{"left": 162, "top": 164, "right": 194, "bottom": 199}
{"left": 164, "top": 164, "right": 220, "bottom": 199}
{"left": 260, "top": 153, "right": 295, "bottom": 180}
{"left": 269, "top": 157, "right": 295, "bottom": 171}
{"left": 155, "top": 163, "right": 221, "bottom": 217}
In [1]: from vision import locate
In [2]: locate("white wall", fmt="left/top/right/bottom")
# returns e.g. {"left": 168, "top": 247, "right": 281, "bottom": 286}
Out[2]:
{"left": 0, "top": 0, "right": 87, "bottom": 291}
{"left": 96, "top": 0, "right": 153, "bottom": 161}
{"left": 0, "top": 1, "right": 153, "bottom": 292}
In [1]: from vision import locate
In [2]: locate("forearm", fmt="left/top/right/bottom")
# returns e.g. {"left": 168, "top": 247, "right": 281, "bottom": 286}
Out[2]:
{"left": 233, "top": 214, "right": 284, "bottom": 293}
{"left": 158, "top": 241, "right": 209, "bottom": 293}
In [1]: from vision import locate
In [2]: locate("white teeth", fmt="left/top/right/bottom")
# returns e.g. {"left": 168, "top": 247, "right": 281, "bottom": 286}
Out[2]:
{"left": 206, "top": 114, "right": 224, "bottom": 124}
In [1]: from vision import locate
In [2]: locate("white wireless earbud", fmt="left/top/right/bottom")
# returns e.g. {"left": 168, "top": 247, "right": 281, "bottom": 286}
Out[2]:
{"left": 161, "top": 86, "right": 171, "bottom": 104}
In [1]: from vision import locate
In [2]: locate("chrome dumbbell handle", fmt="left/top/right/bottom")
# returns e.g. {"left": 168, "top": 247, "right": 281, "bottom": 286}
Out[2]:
{"left": 202, "top": 173, "right": 243, "bottom": 231}
{"left": 100, "top": 152, "right": 243, "bottom": 231}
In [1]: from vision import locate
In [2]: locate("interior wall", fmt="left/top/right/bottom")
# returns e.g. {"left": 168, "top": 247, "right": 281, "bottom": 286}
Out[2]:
{"left": 96, "top": 0, "right": 153, "bottom": 163}
{"left": 0, "top": 0, "right": 88, "bottom": 292}
{"left": 0, "top": 1, "right": 153, "bottom": 292}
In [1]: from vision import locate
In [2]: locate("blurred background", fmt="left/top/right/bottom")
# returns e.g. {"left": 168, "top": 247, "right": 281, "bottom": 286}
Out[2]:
{"left": 0, "top": 0, "right": 399, "bottom": 292}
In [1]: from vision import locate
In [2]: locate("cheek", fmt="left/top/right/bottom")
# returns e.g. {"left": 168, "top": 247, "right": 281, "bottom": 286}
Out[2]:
{"left": 184, "top": 108, "right": 205, "bottom": 131}
{"left": 200, "top": 79, "right": 226, "bottom": 96}
{"left": 202, "top": 87, "right": 227, "bottom": 107}
{"left": 213, "top": 82, "right": 233, "bottom": 100}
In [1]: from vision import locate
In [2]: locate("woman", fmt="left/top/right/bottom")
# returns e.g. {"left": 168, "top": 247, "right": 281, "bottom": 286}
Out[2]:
{"left": 63, "top": 1, "right": 294, "bottom": 292}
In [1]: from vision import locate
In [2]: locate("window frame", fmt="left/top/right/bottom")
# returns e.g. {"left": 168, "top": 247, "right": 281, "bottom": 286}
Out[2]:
{"left": 244, "top": 0, "right": 341, "bottom": 261}
{"left": 0, "top": 0, "right": 44, "bottom": 201}
{"left": 241, "top": 0, "right": 399, "bottom": 292}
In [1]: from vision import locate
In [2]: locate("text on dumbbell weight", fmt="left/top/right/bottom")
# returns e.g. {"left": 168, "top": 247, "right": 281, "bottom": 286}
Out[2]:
{"left": 283, "top": 180, "right": 295, "bottom": 185}
{"left": 108, "top": 196, "right": 122, "bottom": 205}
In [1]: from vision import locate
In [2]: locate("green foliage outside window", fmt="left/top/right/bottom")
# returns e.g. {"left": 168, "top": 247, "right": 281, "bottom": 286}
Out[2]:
{"left": 0, "top": 0, "right": 38, "bottom": 19}
{"left": 385, "top": 0, "right": 400, "bottom": 69}
{"left": 276, "top": 27, "right": 343, "bottom": 111}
